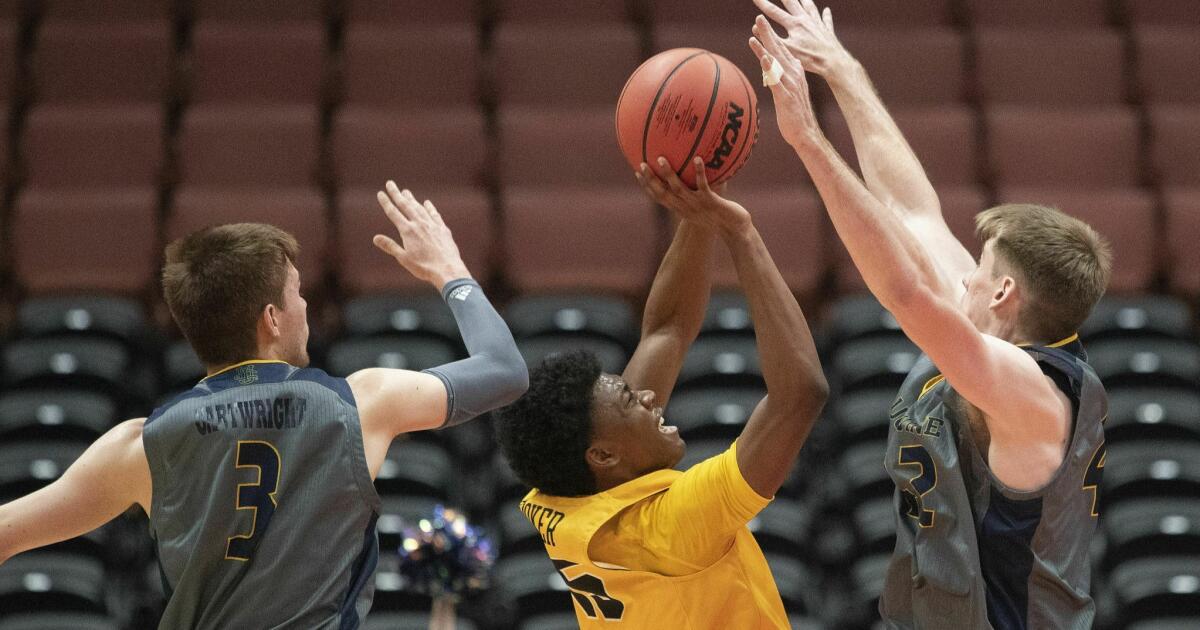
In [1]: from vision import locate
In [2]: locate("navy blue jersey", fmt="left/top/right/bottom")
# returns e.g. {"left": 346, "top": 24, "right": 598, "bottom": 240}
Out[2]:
{"left": 143, "top": 361, "right": 381, "bottom": 629}
{"left": 879, "top": 336, "right": 1106, "bottom": 629}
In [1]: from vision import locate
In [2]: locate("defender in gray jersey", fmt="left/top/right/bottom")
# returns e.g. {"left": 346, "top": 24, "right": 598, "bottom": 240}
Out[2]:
{"left": 751, "top": 1, "right": 1113, "bottom": 627}
{"left": 0, "top": 183, "right": 528, "bottom": 629}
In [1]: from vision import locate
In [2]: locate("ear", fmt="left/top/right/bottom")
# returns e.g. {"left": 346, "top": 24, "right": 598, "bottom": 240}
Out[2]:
{"left": 262, "top": 303, "right": 283, "bottom": 339}
{"left": 586, "top": 442, "right": 619, "bottom": 470}
{"left": 990, "top": 275, "right": 1018, "bottom": 309}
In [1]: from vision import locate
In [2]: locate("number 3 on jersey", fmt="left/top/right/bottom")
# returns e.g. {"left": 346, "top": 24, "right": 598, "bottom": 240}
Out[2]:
{"left": 226, "top": 440, "right": 282, "bottom": 561}
{"left": 898, "top": 445, "right": 937, "bottom": 528}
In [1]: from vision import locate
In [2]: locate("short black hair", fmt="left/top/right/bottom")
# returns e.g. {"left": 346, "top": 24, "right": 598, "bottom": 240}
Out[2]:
{"left": 495, "top": 351, "right": 601, "bottom": 497}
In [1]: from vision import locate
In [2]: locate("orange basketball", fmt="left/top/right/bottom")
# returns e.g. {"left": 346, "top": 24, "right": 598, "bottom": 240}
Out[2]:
{"left": 616, "top": 48, "right": 759, "bottom": 189}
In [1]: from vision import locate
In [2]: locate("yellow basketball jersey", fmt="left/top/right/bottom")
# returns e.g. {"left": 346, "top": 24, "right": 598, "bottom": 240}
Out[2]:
{"left": 521, "top": 466, "right": 790, "bottom": 629}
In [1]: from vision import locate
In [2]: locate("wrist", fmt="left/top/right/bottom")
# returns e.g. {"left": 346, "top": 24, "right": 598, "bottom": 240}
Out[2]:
{"left": 432, "top": 265, "right": 473, "bottom": 291}
{"left": 825, "top": 55, "right": 865, "bottom": 90}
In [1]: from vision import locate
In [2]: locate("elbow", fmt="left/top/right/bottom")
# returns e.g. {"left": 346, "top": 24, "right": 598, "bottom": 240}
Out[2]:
{"left": 498, "top": 350, "right": 530, "bottom": 406}
{"left": 799, "top": 369, "right": 830, "bottom": 417}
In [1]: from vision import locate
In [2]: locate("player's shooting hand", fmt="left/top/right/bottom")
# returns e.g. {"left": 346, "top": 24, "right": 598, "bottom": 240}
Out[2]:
{"left": 752, "top": 0, "right": 850, "bottom": 78}
{"left": 373, "top": 181, "right": 472, "bottom": 289}
{"left": 637, "top": 156, "right": 752, "bottom": 235}
{"left": 750, "top": 16, "right": 823, "bottom": 150}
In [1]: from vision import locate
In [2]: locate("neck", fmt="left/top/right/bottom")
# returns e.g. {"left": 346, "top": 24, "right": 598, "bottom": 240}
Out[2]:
{"left": 204, "top": 356, "right": 284, "bottom": 377}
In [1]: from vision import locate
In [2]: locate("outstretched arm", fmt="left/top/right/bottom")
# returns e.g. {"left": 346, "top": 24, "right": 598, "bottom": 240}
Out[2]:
{"left": 751, "top": 25, "right": 1069, "bottom": 486}
{"left": 351, "top": 184, "right": 527, "bottom": 475}
{"left": 754, "top": 0, "right": 976, "bottom": 296}
{"left": 644, "top": 158, "right": 828, "bottom": 498}
{"left": 621, "top": 159, "right": 718, "bottom": 407}
{"left": 0, "top": 419, "right": 151, "bottom": 565}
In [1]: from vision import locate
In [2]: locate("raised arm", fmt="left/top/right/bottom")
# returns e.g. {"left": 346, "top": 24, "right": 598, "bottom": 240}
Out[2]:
{"left": 754, "top": 0, "right": 976, "bottom": 295}
{"left": 751, "top": 26, "right": 1069, "bottom": 488}
{"left": 621, "top": 160, "right": 717, "bottom": 407}
{"left": 643, "top": 158, "right": 828, "bottom": 498}
{"left": 0, "top": 419, "right": 151, "bottom": 565}
{"left": 350, "top": 184, "right": 527, "bottom": 475}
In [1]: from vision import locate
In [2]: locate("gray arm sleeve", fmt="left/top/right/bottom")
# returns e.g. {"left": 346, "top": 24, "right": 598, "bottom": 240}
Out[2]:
{"left": 421, "top": 278, "right": 529, "bottom": 427}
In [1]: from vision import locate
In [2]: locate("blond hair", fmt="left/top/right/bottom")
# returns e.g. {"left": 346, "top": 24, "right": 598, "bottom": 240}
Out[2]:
{"left": 163, "top": 223, "right": 300, "bottom": 366}
{"left": 975, "top": 204, "right": 1112, "bottom": 342}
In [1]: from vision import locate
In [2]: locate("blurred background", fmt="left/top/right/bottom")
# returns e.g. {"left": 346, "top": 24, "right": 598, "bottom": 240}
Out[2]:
{"left": 0, "top": 0, "right": 1198, "bottom": 628}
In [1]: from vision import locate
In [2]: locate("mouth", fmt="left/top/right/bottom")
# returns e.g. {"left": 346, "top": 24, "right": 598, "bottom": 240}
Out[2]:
{"left": 655, "top": 408, "right": 678, "bottom": 435}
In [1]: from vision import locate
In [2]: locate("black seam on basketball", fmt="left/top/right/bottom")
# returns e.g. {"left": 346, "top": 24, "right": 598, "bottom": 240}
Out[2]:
{"left": 714, "top": 65, "right": 758, "bottom": 183}
{"left": 638, "top": 50, "right": 709, "bottom": 165}
{"left": 678, "top": 53, "right": 722, "bottom": 178}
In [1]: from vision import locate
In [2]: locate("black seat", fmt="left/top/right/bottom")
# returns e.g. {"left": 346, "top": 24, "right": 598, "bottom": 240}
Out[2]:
{"left": 16, "top": 296, "right": 159, "bottom": 355}
{"left": 0, "top": 552, "right": 107, "bottom": 614}
{"left": 1, "top": 337, "right": 157, "bottom": 405}
{"left": 0, "top": 388, "right": 117, "bottom": 440}
{"left": 325, "top": 336, "right": 460, "bottom": 376}
{"left": 833, "top": 336, "right": 920, "bottom": 393}
{"left": 764, "top": 553, "right": 822, "bottom": 616}
{"left": 163, "top": 339, "right": 205, "bottom": 394}
{"left": 699, "top": 291, "right": 754, "bottom": 336}
{"left": 852, "top": 495, "right": 899, "bottom": 558}
{"left": 1087, "top": 338, "right": 1200, "bottom": 388}
{"left": 823, "top": 293, "right": 904, "bottom": 349}
{"left": 833, "top": 387, "right": 897, "bottom": 446}
{"left": 0, "top": 613, "right": 118, "bottom": 630}
{"left": 492, "top": 552, "right": 572, "bottom": 622}
{"left": 1101, "top": 497, "right": 1200, "bottom": 570}
{"left": 1080, "top": 295, "right": 1193, "bottom": 341}
{"left": 1106, "top": 555, "right": 1200, "bottom": 626}
{"left": 664, "top": 385, "right": 765, "bottom": 439}
{"left": 1104, "top": 440, "right": 1200, "bottom": 505}
{"left": 517, "top": 337, "right": 627, "bottom": 374}
{"left": 505, "top": 294, "right": 637, "bottom": 347}
{"left": 0, "top": 440, "right": 90, "bottom": 500}
{"left": 374, "top": 440, "right": 456, "bottom": 499}
{"left": 677, "top": 336, "right": 762, "bottom": 389}
{"left": 750, "top": 497, "right": 813, "bottom": 557}
{"left": 1106, "top": 386, "right": 1200, "bottom": 444}
{"left": 342, "top": 293, "right": 464, "bottom": 344}
{"left": 363, "top": 612, "right": 478, "bottom": 630}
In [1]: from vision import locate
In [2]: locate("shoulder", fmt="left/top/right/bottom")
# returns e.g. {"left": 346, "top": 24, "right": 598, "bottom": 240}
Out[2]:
{"left": 288, "top": 366, "right": 356, "bottom": 407}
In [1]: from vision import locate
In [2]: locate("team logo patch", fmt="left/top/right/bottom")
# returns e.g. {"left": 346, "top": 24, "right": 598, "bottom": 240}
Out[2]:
{"left": 449, "top": 285, "right": 473, "bottom": 301}
{"left": 234, "top": 365, "right": 259, "bottom": 385}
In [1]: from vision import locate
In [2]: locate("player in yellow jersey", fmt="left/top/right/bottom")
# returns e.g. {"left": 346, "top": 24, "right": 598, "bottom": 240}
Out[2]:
{"left": 495, "top": 157, "right": 828, "bottom": 629}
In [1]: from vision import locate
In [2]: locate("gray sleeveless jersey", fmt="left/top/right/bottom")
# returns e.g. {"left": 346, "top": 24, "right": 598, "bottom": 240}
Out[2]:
{"left": 143, "top": 361, "right": 382, "bottom": 629}
{"left": 878, "top": 337, "right": 1106, "bottom": 629}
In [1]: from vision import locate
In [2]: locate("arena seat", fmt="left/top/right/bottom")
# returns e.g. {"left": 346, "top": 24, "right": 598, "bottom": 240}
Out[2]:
{"left": 342, "top": 25, "right": 481, "bottom": 108}
{"left": 832, "top": 336, "right": 920, "bottom": 393}
{"left": 496, "top": 498, "right": 545, "bottom": 556}
{"left": 732, "top": 109, "right": 816, "bottom": 189}
{"left": 985, "top": 106, "right": 1141, "bottom": 188}
{"left": 1124, "top": 0, "right": 1200, "bottom": 26}
{"left": 490, "top": 451, "right": 529, "bottom": 504}
{"left": 498, "top": 108, "right": 632, "bottom": 187}
{"left": 822, "top": 294, "right": 902, "bottom": 348}
{"left": 363, "top": 612, "right": 478, "bottom": 630}
{"left": 341, "top": 294, "right": 464, "bottom": 342}
{"left": 1101, "top": 498, "right": 1200, "bottom": 570}
{"left": 491, "top": 552, "right": 572, "bottom": 621}
{"left": 504, "top": 294, "right": 637, "bottom": 346}
{"left": 1105, "top": 556, "right": 1200, "bottom": 625}
{"left": 967, "top": 0, "right": 1109, "bottom": 25}
{"left": 1, "top": 337, "right": 158, "bottom": 404}
{"left": 493, "top": 25, "right": 641, "bottom": 107}
{"left": 652, "top": 0, "right": 954, "bottom": 26}
{"left": 17, "top": 296, "right": 157, "bottom": 352}
{"left": 39, "top": 0, "right": 171, "bottom": 22}
{"left": 996, "top": 187, "right": 1157, "bottom": 293}
{"left": 676, "top": 335, "right": 763, "bottom": 389}
{"left": 837, "top": 440, "right": 893, "bottom": 501}
{"left": 698, "top": 291, "right": 753, "bottom": 336}
{"left": 835, "top": 29, "right": 967, "bottom": 105}
{"left": 1165, "top": 188, "right": 1200, "bottom": 296}
{"left": 336, "top": 186, "right": 493, "bottom": 295}
{"left": 0, "top": 389, "right": 118, "bottom": 441}
{"left": 189, "top": 23, "right": 325, "bottom": 105}
{"left": 846, "top": 552, "right": 891, "bottom": 627}
{"left": 1105, "top": 387, "right": 1200, "bottom": 444}
{"left": 824, "top": 105, "right": 979, "bottom": 185}
{"left": 833, "top": 387, "right": 897, "bottom": 446}
{"left": 1134, "top": 28, "right": 1200, "bottom": 104}
{"left": 502, "top": 187, "right": 658, "bottom": 294}
{"left": 1150, "top": 106, "right": 1200, "bottom": 187}
{"left": 516, "top": 614, "right": 577, "bottom": 630}
{"left": 1127, "top": 618, "right": 1200, "bottom": 630}
{"left": 665, "top": 385, "right": 766, "bottom": 438}
{"left": 1104, "top": 440, "right": 1200, "bottom": 505}
{"left": 765, "top": 553, "right": 822, "bottom": 615}
{"left": 516, "top": 337, "right": 629, "bottom": 375}
{"left": 177, "top": 105, "right": 319, "bottom": 187}
{"left": 12, "top": 189, "right": 159, "bottom": 294}
{"left": 325, "top": 336, "right": 459, "bottom": 376}
{"left": 344, "top": 0, "right": 480, "bottom": 24}
{"left": 0, "top": 553, "right": 107, "bottom": 614}
{"left": 1086, "top": 338, "right": 1200, "bottom": 388}
{"left": 332, "top": 107, "right": 488, "bottom": 189}
{"left": 376, "top": 494, "right": 443, "bottom": 552}
{"left": 0, "top": 612, "right": 119, "bottom": 630}
{"left": 710, "top": 188, "right": 826, "bottom": 295}
{"left": 0, "top": 441, "right": 90, "bottom": 500}
{"left": 168, "top": 188, "right": 328, "bottom": 284}
{"left": 494, "top": 0, "right": 631, "bottom": 24}
{"left": 977, "top": 29, "right": 1126, "bottom": 105}
{"left": 374, "top": 440, "right": 457, "bottom": 500}
{"left": 32, "top": 21, "right": 172, "bottom": 104}
{"left": 163, "top": 339, "right": 204, "bottom": 394}
{"left": 22, "top": 104, "right": 164, "bottom": 187}
{"left": 751, "top": 498, "right": 815, "bottom": 557}
{"left": 1081, "top": 296, "right": 1193, "bottom": 341}
{"left": 191, "top": 0, "right": 325, "bottom": 22}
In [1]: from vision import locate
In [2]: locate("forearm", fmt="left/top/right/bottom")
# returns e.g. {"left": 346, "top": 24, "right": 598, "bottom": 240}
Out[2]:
{"left": 792, "top": 134, "right": 951, "bottom": 313}
{"left": 641, "top": 220, "right": 715, "bottom": 340}
{"left": 722, "top": 226, "right": 825, "bottom": 406}
{"left": 825, "top": 58, "right": 941, "bottom": 217}
{"left": 423, "top": 279, "right": 529, "bottom": 427}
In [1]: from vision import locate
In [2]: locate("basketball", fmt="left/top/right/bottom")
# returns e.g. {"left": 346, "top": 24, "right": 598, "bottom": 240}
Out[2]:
{"left": 616, "top": 48, "right": 759, "bottom": 188}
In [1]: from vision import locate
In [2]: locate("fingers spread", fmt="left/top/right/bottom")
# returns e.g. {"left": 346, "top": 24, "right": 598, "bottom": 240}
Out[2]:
{"left": 385, "top": 181, "right": 420, "bottom": 221}
{"left": 377, "top": 190, "right": 410, "bottom": 228}
{"left": 751, "top": 0, "right": 792, "bottom": 24}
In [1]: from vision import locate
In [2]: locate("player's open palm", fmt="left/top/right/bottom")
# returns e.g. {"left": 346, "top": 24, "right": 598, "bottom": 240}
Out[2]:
{"left": 750, "top": 17, "right": 821, "bottom": 149}
{"left": 374, "top": 181, "right": 472, "bottom": 288}
{"left": 637, "top": 156, "right": 751, "bottom": 235}
{"left": 753, "top": 0, "right": 847, "bottom": 77}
